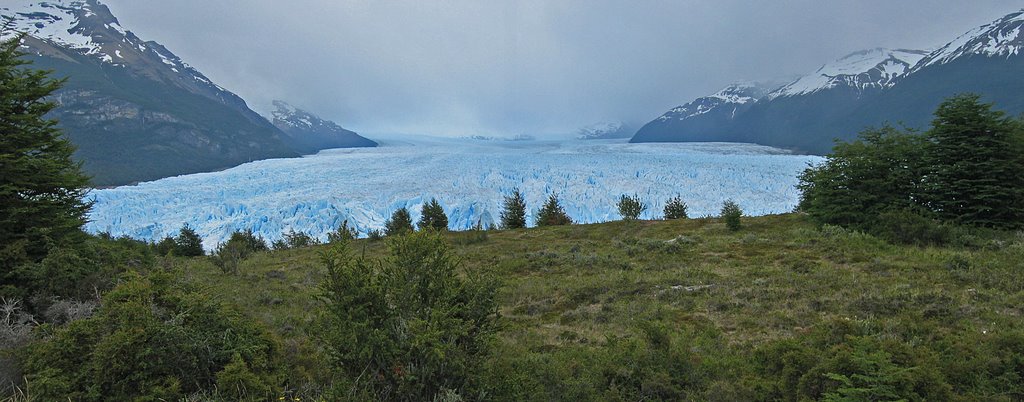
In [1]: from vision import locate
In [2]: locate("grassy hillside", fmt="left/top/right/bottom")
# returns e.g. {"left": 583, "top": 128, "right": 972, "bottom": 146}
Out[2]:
{"left": 176, "top": 213, "right": 1023, "bottom": 400}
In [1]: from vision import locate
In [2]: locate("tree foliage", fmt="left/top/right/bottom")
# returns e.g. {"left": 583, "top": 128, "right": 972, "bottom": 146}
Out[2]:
{"left": 173, "top": 224, "right": 204, "bottom": 257}
{"left": 921, "top": 94, "right": 1024, "bottom": 228}
{"left": 22, "top": 272, "right": 280, "bottom": 401}
{"left": 721, "top": 200, "right": 743, "bottom": 231}
{"left": 0, "top": 32, "right": 91, "bottom": 298}
{"left": 315, "top": 233, "right": 499, "bottom": 400}
{"left": 500, "top": 189, "right": 528, "bottom": 229}
{"left": 663, "top": 196, "right": 689, "bottom": 220}
{"left": 798, "top": 94, "right": 1024, "bottom": 237}
{"left": 327, "top": 219, "right": 359, "bottom": 243}
{"left": 418, "top": 198, "right": 449, "bottom": 231}
{"left": 384, "top": 207, "right": 414, "bottom": 237}
{"left": 536, "top": 195, "right": 572, "bottom": 227}
{"left": 617, "top": 194, "right": 647, "bottom": 221}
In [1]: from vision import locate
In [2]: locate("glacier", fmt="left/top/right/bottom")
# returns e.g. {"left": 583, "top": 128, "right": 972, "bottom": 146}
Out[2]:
{"left": 85, "top": 136, "right": 823, "bottom": 250}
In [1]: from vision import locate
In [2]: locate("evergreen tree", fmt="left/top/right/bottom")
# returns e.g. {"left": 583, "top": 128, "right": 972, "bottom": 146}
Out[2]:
{"left": 663, "top": 196, "right": 689, "bottom": 220}
{"left": 721, "top": 200, "right": 743, "bottom": 232}
{"left": 797, "top": 126, "right": 926, "bottom": 230}
{"left": 922, "top": 94, "right": 1024, "bottom": 228}
{"left": 384, "top": 207, "right": 414, "bottom": 236}
{"left": 0, "top": 33, "right": 91, "bottom": 264}
{"left": 500, "top": 188, "right": 527, "bottom": 229}
{"left": 536, "top": 195, "right": 573, "bottom": 227}
{"left": 617, "top": 194, "right": 647, "bottom": 221}
{"left": 173, "top": 224, "right": 204, "bottom": 257}
{"left": 418, "top": 198, "right": 449, "bottom": 231}
{"left": 327, "top": 219, "right": 359, "bottom": 243}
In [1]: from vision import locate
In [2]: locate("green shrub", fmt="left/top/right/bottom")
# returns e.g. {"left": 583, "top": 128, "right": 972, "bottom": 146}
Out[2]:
{"left": 869, "top": 208, "right": 951, "bottom": 246}
{"left": 617, "top": 194, "right": 647, "bottom": 221}
{"left": 418, "top": 198, "right": 449, "bottom": 231}
{"left": 500, "top": 188, "right": 528, "bottom": 229}
{"left": 384, "top": 207, "right": 414, "bottom": 236}
{"left": 174, "top": 224, "right": 204, "bottom": 257}
{"left": 273, "top": 229, "right": 319, "bottom": 250}
{"left": 721, "top": 200, "right": 743, "bottom": 231}
{"left": 663, "top": 195, "right": 689, "bottom": 220}
{"left": 537, "top": 195, "right": 573, "bottom": 227}
{"left": 314, "top": 233, "right": 499, "bottom": 400}
{"left": 21, "top": 272, "right": 280, "bottom": 401}
{"left": 326, "top": 219, "right": 358, "bottom": 243}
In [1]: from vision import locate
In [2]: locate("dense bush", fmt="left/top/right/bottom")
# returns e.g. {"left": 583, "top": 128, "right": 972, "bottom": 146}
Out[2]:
{"left": 174, "top": 224, "right": 204, "bottom": 257}
{"left": 663, "top": 195, "right": 689, "bottom": 220}
{"left": 799, "top": 95, "right": 1024, "bottom": 241}
{"left": 21, "top": 272, "right": 280, "bottom": 401}
{"left": 314, "top": 233, "right": 499, "bottom": 400}
{"left": 210, "top": 229, "right": 269, "bottom": 274}
{"left": 537, "top": 195, "right": 573, "bottom": 227}
{"left": 272, "top": 229, "right": 320, "bottom": 250}
{"left": 418, "top": 198, "right": 449, "bottom": 231}
{"left": 500, "top": 188, "right": 528, "bottom": 229}
{"left": 384, "top": 207, "right": 414, "bottom": 236}
{"left": 617, "top": 194, "right": 647, "bottom": 221}
{"left": 721, "top": 200, "right": 743, "bottom": 231}
{"left": 922, "top": 94, "right": 1024, "bottom": 228}
{"left": 327, "top": 219, "right": 359, "bottom": 243}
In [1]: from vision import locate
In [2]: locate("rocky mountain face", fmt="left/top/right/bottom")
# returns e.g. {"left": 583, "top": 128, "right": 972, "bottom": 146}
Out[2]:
{"left": 632, "top": 10, "right": 1024, "bottom": 154}
{"left": 270, "top": 101, "right": 376, "bottom": 154}
{"left": 631, "top": 82, "right": 773, "bottom": 144}
{"left": 2, "top": 0, "right": 298, "bottom": 186}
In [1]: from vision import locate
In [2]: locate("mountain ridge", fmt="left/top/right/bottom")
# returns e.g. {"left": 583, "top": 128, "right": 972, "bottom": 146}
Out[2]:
{"left": 631, "top": 9, "right": 1024, "bottom": 154}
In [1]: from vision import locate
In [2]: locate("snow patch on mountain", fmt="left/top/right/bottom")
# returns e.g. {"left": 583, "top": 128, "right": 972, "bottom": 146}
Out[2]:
{"left": 915, "top": 10, "right": 1024, "bottom": 70}
{"left": 658, "top": 82, "right": 771, "bottom": 122}
{"left": 577, "top": 122, "right": 633, "bottom": 139}
{"left": 769, "top": 48, "right": 928, "bottom": 99}
{"left": 85, "top": 137, "right": 821, "bottom": 250}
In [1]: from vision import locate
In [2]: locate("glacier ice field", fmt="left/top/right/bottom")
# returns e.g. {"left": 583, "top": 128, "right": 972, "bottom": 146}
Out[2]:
{"left": 85, "top": 136, "right": 824, "bottom": 250}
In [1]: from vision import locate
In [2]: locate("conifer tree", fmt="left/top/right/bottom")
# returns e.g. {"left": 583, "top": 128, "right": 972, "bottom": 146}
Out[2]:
{"left": 418, "top": 198, "right": 449, "bottom": 231}
{"left": 721, "top": 200, "right": 743, "bottom": 232}
{"left": 922, "top": 94, "right": 1024, "bottom": 228}
{"left": 384, "top": 207, "right": 414, "bottom": 236}
{"left": 617, "top": 194, "right": 646, "bottom": 221}
{"left": 174, "top": 224, "right": 204, "bottom": 257}
{"left": 663, "top": 196, "right": 689, "bottom": 220}
{"left": 536, "top": 195, "right": 572, "bottom": 227}
{"left": 0, "top": 32, "right": 91, "bottom": 263}
{"left": 500, "top": 188, "right": 527, "bottom": 229}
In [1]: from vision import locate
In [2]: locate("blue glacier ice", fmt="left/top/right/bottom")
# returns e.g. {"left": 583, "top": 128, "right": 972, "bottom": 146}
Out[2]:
{"left": 85, "top": 136, "right": 824, "bottom": 250}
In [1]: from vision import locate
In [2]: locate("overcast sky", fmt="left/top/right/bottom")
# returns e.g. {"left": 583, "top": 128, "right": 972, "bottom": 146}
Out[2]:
{"left": 103, "top": 0, "right": 1020, "bottom": 137}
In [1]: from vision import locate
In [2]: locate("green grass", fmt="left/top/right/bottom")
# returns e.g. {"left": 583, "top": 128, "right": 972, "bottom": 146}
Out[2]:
{"left": 177, "top": 213, "right": 1024, "bottom": 399}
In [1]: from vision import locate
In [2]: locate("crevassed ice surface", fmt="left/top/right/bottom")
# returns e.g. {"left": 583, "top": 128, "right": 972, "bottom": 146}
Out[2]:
{"left": 85, "top": 136, "right": 823, "bottom": 250}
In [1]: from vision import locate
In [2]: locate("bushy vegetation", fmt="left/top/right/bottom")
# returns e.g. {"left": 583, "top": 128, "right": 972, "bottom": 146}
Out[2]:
{"left": 272, "top": 229, "right": 320, "bottom": 250}
{"left": 173, "top": 224, "right": 205, "bottom": 256}
{"left": 663, "top": 195, "right": 688, "bottom": 220}
{"left": 418, "top": 198, "right": 449, "bottom": 231}
{"left": 536, "top": 194, "right": 573, "bottom": 226}
{"left": 384, "top": 207, "right": 414, "bottom": 236}
{"left": 21, "top": 272, "right": 280, "bottom": 401}
{"left": 617, "top": 194, "right": 647, "bottom": 221}
{"left": 315, "top": 232, "right": 499, "bottom": 400}
{"left": 327, "top": 220, "right": 359, "bottom": 243}
{"left": 720, "top": 200, "right": 743, "bottom": 231}
{"left": 799, "top": 94, "right": 1024, "bottom": 242}
{"left": 210, "top": 229, "right": 269, "bottom": 274}
{"left": 500, "top": 189, "right": 528, "bottom": 229}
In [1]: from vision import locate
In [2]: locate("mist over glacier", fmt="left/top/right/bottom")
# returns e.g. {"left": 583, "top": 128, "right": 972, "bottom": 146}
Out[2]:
{"left": 85, "top": 137, "right": 823, "bottom": 250}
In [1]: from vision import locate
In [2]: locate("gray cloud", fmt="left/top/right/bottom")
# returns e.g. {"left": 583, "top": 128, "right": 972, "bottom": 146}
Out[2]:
{"left": 103, "top": 0, "right": 1021, "bottom": 137}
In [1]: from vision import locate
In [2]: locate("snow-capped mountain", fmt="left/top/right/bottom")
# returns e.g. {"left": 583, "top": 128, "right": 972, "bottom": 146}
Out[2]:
{"left": 632, "top": 9, "right": 1024, "bottom": 154}
{"left": 270, "top": 100, "right": 377, "bottom": 153}
{"left": 0, "top": 0, "right": 298, "bottom": 185}
{"left": 768, "top": 48, "right": 929, "bottom": 99}
{"left": 913, "top": 10, "right": 1024, "bottom": 71}
{"left": 576, "top": 122, "right": 633, "bottom": 140}
{"left": 657, "top": 82, "right": 771, "bottom": 122}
